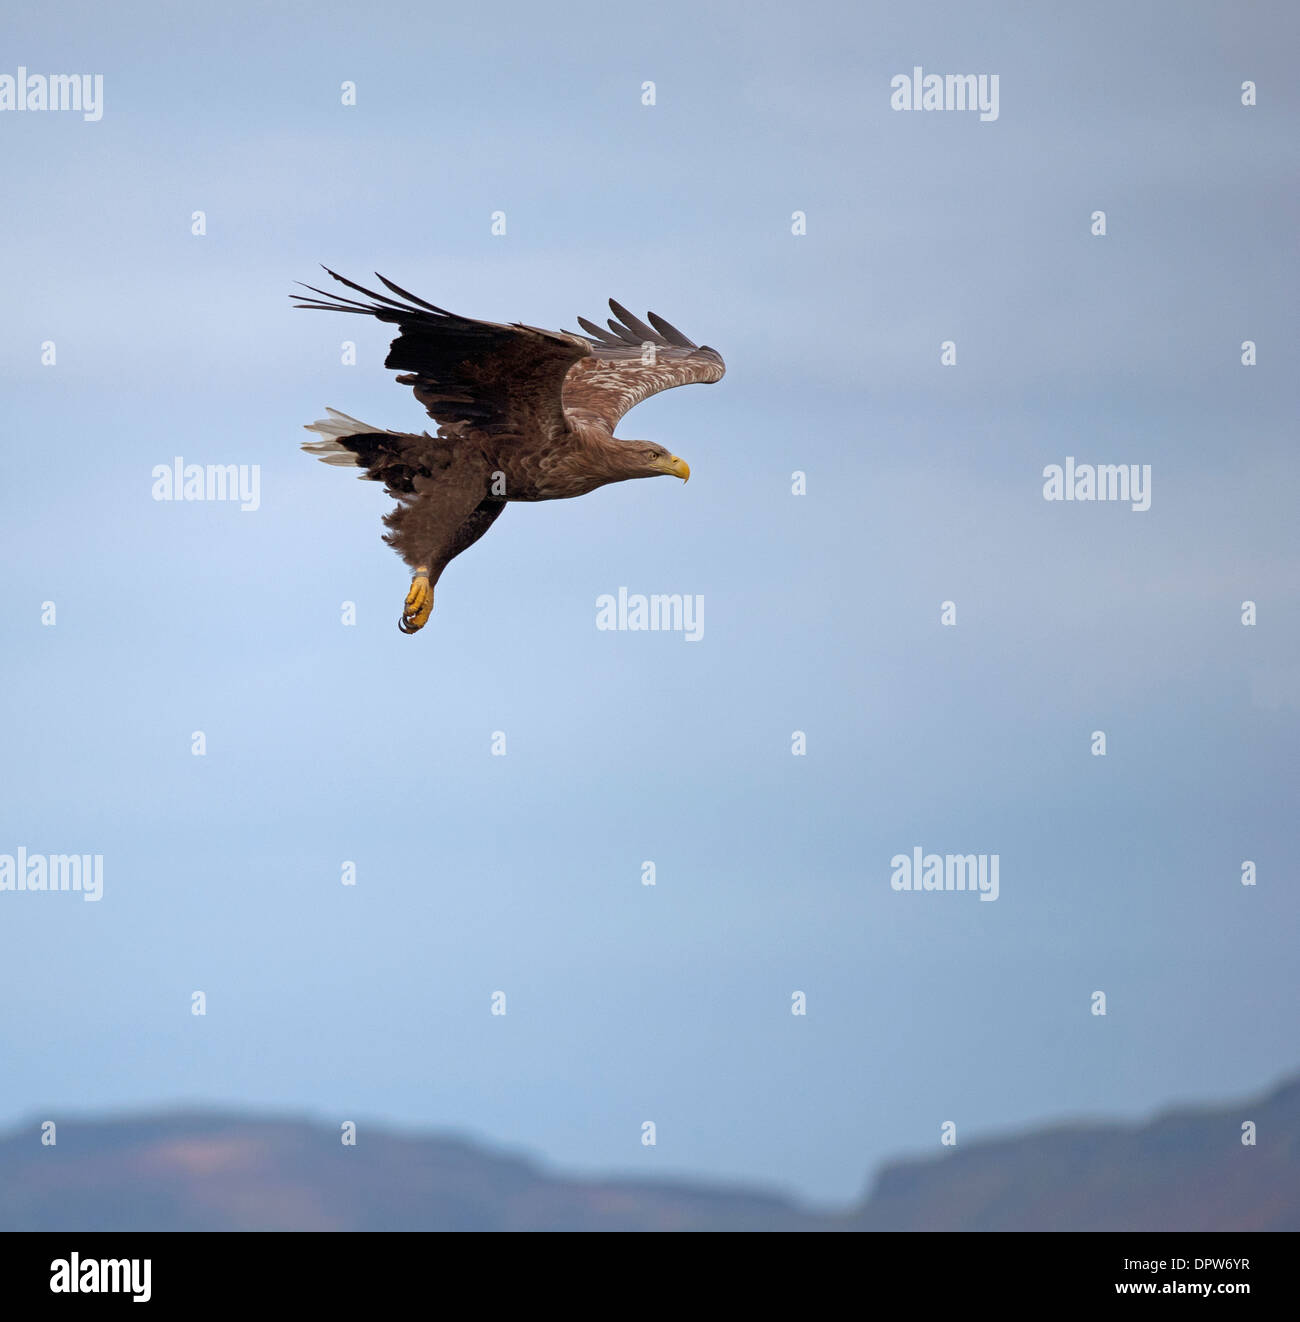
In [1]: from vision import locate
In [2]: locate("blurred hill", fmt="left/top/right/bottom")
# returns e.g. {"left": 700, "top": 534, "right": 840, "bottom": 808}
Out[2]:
{"left": 851, "top": 1073, "right": 1298, "bottom": 1231}
{"left": 0, "top": 1113, "right": 816, "bottom": 1232}
{"left": 1, "top": 1073, "right": 1294, "bottom": 1231}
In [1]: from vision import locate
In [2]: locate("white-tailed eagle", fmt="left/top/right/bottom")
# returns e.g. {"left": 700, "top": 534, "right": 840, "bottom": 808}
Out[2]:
{"left": 293, "top": 270, "right": 725, "bottom": 633}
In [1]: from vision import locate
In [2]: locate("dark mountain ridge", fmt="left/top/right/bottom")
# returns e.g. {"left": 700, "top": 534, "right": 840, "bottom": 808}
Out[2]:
{"left": 2, "top": 1074, "right": 1294, "bottom": 1231}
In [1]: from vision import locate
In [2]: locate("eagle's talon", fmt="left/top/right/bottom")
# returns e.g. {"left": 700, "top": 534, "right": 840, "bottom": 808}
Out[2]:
{"left": 399, "top": 570, "right": 433, "bottom": 634}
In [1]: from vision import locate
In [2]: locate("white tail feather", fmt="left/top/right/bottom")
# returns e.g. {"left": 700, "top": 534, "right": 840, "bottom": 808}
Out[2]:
{"left": 301, "top": 408, "right": 382, "bottom": 467}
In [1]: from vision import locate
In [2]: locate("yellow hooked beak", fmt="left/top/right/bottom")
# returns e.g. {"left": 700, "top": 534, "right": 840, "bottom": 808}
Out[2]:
{"left": 654, "top": 454, "right": 690, "bottom": 482}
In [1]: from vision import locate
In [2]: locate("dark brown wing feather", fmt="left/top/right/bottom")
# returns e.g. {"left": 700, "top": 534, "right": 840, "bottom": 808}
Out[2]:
{"left": 293, "top": 269, "right": 591, "bottom": 440}
{"left": 562, "top": 299, "right": 726, "bottom": 431}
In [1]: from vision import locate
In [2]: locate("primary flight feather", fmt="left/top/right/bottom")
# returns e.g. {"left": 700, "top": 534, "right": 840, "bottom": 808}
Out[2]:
{"left": 293, "top": 269, "right": 725, "bottom": 633}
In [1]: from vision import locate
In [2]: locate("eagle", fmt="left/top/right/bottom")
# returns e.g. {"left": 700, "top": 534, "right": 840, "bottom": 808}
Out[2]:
{"left": 292, "top": 269, "right": 726, "bottom": 633}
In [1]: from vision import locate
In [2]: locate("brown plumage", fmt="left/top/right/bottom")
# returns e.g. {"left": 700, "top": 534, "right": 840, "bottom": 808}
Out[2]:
{"left": 293, "top": 269, "right": 725, "bottom": 633}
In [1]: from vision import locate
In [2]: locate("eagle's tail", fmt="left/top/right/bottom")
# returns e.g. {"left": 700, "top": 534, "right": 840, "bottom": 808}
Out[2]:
{"left": 301, "top": 408, "right": 374, "bottom": 466}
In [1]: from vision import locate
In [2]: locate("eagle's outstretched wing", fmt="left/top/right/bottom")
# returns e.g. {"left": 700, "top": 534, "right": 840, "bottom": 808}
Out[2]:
{"left": 292, "top": 269, "right": 591, "bottom": 440}
{"left": 561, "top": 300, "right": 726, "bottom": 433}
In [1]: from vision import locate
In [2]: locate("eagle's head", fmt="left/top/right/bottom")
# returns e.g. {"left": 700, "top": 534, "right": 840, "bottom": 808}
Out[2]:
{"left": 631, "top": 442, "right": 691, "bottom": 483}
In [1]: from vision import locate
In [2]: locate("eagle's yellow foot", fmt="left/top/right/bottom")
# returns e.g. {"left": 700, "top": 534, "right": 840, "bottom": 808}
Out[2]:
{"left": 398, "top": 568, "right": 433, "bottom": 634}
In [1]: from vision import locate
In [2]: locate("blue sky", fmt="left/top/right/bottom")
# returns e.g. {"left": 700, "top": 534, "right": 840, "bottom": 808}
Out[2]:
{"left": 1, "top": 0, "right": 1296, "bottom": 1205}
